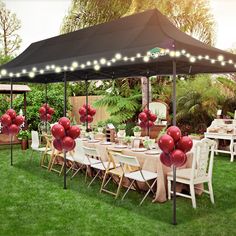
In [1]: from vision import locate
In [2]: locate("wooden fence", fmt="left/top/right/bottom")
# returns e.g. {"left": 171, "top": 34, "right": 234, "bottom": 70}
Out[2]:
{"left": 69, "top": 96, "right": 110, "bottom": 125}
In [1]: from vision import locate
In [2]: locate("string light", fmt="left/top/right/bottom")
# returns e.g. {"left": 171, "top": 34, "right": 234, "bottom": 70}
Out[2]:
{"left": 94, "top": 64, "right": 100, "bottom": 71}
{"left": 1, "top": 50, "right": 236, "bottom": 79}
{"left": 29, "top": 72, "right": 35, "bottom": 78}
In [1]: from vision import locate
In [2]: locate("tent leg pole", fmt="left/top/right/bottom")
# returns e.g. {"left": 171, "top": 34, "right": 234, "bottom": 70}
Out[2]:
{"left": 10, "top": 78, "right": 13, "bottom": 166}
{"left": 85, "top": 78, "right": 88, "bottom": 131}
{"left": 172, "top": 60, "right": 177, "bottom": 126}
{"left": 63, "top": 72, "right": 67, "bottom": 190}
{"left": 45, "top": 83, "right": 48, "bottom": 133}
{"left": 147, "top": 76, "right": 150, "bottom": 136}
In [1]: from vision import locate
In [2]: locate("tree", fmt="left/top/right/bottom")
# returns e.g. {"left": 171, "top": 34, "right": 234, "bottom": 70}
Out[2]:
{"left": 125, "top": 0, "right": 215, "bottom": 45}
{"left": 0, "top": 1, "right": 22, "bottom": 57}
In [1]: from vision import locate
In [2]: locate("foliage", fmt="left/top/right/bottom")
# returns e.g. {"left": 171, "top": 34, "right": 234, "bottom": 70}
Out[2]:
{"left": 97, "top": 120, "right": 106, "bottom": 127}
{"left": 60, "top": 0, "right": 131, "bottom": 33}
{"left": 93, "top": 79, "right": 142, "bottom": 123}
{"left": 13, "top": 84, "right": 71, "bottom": 131}
{"left": 0, "top": 1, "right": 22, "bottom": 57}
{"left": 176, "top": 75, "right": 225, "bottom": 134}
{"left": 17, "top": 130, "right": 30, "bottom": 140}
{"left": 133, "top": 125, "right": 141, "bottom": 132}
{"left": 0, "top": 94, "right": 9, "bottom": 116}
{"left": 117, "top": 124, "right": 126, "bottom": 130}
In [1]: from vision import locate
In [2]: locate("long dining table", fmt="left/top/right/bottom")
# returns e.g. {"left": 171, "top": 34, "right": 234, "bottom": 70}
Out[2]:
{"left": 83, "top": 139, "right": 195, "bottom": 203}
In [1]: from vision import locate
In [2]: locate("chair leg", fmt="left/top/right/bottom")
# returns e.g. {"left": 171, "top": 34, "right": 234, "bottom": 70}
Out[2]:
{"left": 168, "top": 179, "right": 171, "bottom": 200}
{"left": 122, "top": 179, "right": 135, "bottom": 200}
{"left": 208, "top": 181, "right": 215, "bottom": 204}
{"left": 190, "top": 183, "right": 197, "bottom": 208}
{"left": 66, "top": 163, "right": 74, "bottom": 175}
{"left": 115, "top": 176, "right": 123, "bottom": 199}
{"left": 100, "top": 171, "right": 109, "bottom": 193}
{"left": 71, "top": 165, "right": 83, "bottom": 179}
{"left": 85, "top": 167, "right": 88, "bottom": 182}
{"left": 29, "top": 150, "right": 34, "bottom": 162}
{"left": 59, "top": 162, "right": 65, "bottom": 176}
{"left": 88, "top": 170, "right": 100, "bottom": 187}
{"left": 139, "top": 179, "right": 157, "bottom": 206}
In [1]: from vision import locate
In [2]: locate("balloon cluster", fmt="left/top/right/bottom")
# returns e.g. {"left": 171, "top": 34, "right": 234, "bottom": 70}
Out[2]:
{"left": 158, "top": 126, "right": 193, "bottom": 167}
{"left": 39, "top": 103, "right": 54, "bottom": 122}
{"left": 138, "top": 109, "right": 157, "bottom": 128}
{"left": 0, "top": 109, "right": 25, "bottom": 135}
{"left": 79, "top": 104, "right": 96, "bottom": 123}
{"left": 51, "top": 117, "right": 80, "bottom": 152}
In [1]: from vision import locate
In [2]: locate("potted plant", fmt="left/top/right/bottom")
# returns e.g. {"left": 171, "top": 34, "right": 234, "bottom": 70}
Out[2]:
{"left": 123, "top": 136, "right": 132, "bottom": 147}
{"left": 17, "top": 130, "right": 30, "bottom": 150}
{"left": 97, "top": 121, "right": 105, "bottom": 133}
{"left": 133, "top": 126, "right": 142, "bottom": 137}
{"left": 117, "top": 124, "right": 126, "bottom": 137}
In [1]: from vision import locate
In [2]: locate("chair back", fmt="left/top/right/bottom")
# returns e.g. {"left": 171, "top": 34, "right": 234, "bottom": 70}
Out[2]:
{"left": 31, "top": 131, "right": 40, "bottom": 148}
{"left": 73, "top": 139, "right": 87, "bottom": 162}
{"left": 112, "top": 153, "right": 140, "bottom": 167}
{"left": 192, "top": 138, "right": 216, "bottom": 179}
{"left": 83, "top": 146, "right": 99, "bottom": 157}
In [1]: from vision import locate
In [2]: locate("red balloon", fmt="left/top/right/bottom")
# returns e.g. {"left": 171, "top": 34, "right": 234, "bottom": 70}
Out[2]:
{"left": 40, "top": 114, "right": 46, "bottom": 122}
{"left": 149, "top": 113, "right": 157, "bottom": 122}
{"left": 79, "top": 107, "right": 86, "bottom": 116}
{"left": 170, "top": 149, "right": 187, "bottom": 167}
{"left": 9, "top": 124, "right": 19, "bottom": 135}
{"left": 6, "top": 109, "right": 16, "bottom": 119}
{"left": 67, "top": 126, "right": 80, "bottom": 139}
{"left": 14, "top": 115, "right": 25, "bottom": 126}
{"left": 89, "top": 108, "right": 96, "bottom": 116}
{"left": 146, "top": 120, "right": 154, "bottom": 128}
{"left": 167, "top": 126, "right": 182, "bottom": 143}
{"left": 160, "top": 152, "right": 172, "bottom": 167}
{"left": 83, "top": 104, "right": 91, "bottom": 110}
{"left": 1, "top": 114, "right": 12, "bottom": 126}
{"left": 51, "top": 124, "right": 65, "bottom": 139}
{"left": 62, "top": 136, "right": 75, "bottom": 151}
{"left": 176, "top": 136, "right": 193, "bottom": 153}
{"left": 53, "top": 139, "right": 63, "bottom": 151}
{"left": 86, "top": 115, "right": 93, "bottom": 123}
{"left": 158, "top": 134, "right": 175, "bottom": 153}
{"left": 138, "top": 112, "right": 147, "bottom": 122}
{"left": 48, "top": 107, "right": 55, "bottom": 115}
{"left": 39, "top": 106, "right": 46, "bottom": 115}
{"left": 46, "top": 113, "right": 52, "bottom": 122}
{"left": 58, "top": 117, "right": 71, "bottom": 130}
{"left": 139, "top": 121, "right": 146, "bottom": 128}
{"left": 1, "top": 126, "right": 9, "bottom": 135}
{"left": 143, "top": 109, "right": 151, "bottom": 115}
{"left": 43, "top": 103, "right": 50, "bottom": 109}
{"left": 80, "top": 115, "right": 86, "bottom": 123}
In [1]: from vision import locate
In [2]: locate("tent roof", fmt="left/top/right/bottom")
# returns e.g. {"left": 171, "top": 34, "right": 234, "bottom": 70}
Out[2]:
{"left": 1, "top": 9, "right": 236, "bottom": 83}
{"left": 0, "top": 84, "right": 31, "bottom": 93}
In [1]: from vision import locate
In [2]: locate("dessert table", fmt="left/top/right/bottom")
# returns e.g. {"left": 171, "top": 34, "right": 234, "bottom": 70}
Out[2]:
{"left": 83, "top": 140, "right": 195, "bottom": 203}
{"left": 204, "top": 132, "right": 236, "bottom": 162}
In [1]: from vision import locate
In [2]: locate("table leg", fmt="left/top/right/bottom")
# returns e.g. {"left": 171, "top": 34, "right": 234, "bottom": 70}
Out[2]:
{"left": 215, "top": 139, "right": 219, "bottom": 155}
{"left": 229, "top": 138, "right": 234, "bottom": 162}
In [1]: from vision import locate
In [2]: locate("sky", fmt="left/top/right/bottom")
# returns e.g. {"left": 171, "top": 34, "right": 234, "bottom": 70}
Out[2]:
{"left": 3, "top": 0, "right": 236, "bottom": 54}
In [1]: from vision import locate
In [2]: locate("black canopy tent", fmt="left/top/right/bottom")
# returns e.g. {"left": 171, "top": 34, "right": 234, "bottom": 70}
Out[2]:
{"left": 1, "top": 9, "right": 236, "bottom": 223}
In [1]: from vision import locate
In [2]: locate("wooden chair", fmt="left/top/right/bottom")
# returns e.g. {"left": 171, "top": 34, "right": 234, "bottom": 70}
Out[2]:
{"left": 83, "top": 146, "right": 119, "bottom": 187}
{"left": 30, "top": 131, "right": 50, "bottom": 164}
{"left": 167, "top": 138, "right": 216, "bottom": 208}
{"left": 100, "top": 151, "right": 124, "bottom": 198}
{"left": 112, "top": 153, "right": 158, "bottom": 205}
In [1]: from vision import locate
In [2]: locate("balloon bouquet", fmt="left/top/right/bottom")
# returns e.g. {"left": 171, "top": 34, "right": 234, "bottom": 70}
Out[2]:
{"left": 0, "top": 109, "right": 25, "bottom": 136}
{"left": 51, "top": 117, "right": 80, "bottom": 152}
{"left": 79, "top": 104, "right": 96, "bottom": 124}
{"left": 38, "top": 103, "right": 54, "bottom": 122}
{"left": 158, "top": 126, "right": 193, "bottom": 225}
{"left": 138, "top": 109, "right": 157, "bottom": 129}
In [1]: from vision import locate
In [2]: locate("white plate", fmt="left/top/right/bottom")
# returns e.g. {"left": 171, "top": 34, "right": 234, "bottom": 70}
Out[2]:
{"left": 114, "top": 145, "right": 127, "bottom": 149}
{"left": 144, "top": 150, "right": 161, "bottom": 155}
{"left": 88, "top": 139, "right": 100, "bottom": 143}
{"left": 101, "top": 141, "right": 112, "bottom": 145}
{"left": 131, "top": 148, "right": 147, "bottom": 152}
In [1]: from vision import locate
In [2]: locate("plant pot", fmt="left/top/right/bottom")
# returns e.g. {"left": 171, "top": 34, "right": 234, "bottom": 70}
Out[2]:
{"left": 98, "top": 127, "right": 103, "bottom": 133}
{"left": 21, "top": 139, "right": 28, "bottom": 150}
{"left": 118, "top": 129, "right": 126, "bottom": 137}
{"left": 134, "top": 131, "right": 141, "bottom": 137}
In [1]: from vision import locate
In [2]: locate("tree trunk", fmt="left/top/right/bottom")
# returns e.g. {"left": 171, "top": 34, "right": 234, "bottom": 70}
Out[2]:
{"left": 141, "top": 77, "right": 152, "bottom": 108}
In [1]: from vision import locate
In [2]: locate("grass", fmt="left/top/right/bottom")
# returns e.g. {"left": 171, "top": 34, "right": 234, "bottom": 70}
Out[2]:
{"left": 0, "top": 146, "right": 236, "bottom": 236}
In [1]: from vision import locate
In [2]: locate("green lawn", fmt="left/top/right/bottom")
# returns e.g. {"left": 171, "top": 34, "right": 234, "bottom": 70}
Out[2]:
{"left": 0, "top": 146, "right": 236, "bottom": 236}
